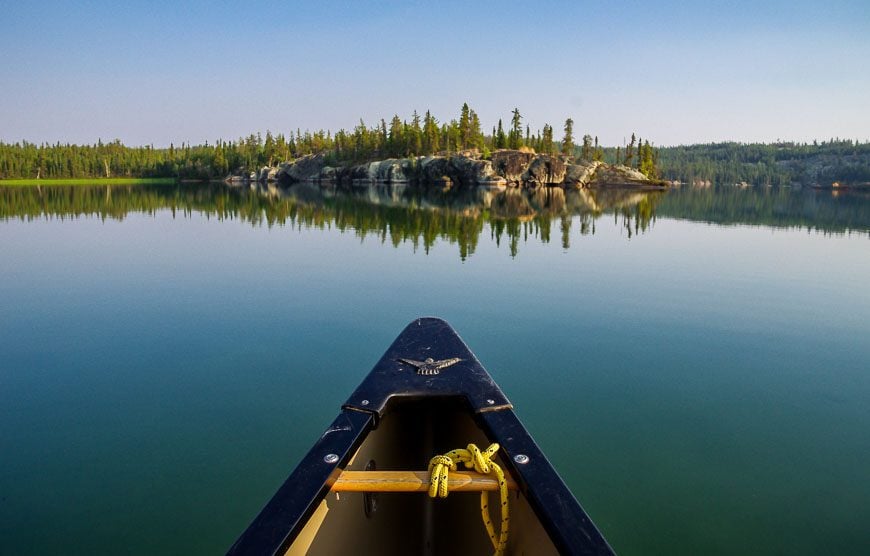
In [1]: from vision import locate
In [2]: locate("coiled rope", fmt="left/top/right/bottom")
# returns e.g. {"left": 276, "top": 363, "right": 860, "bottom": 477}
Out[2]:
{"left": 428, "top": 443, "right": 509, "bottom": 555}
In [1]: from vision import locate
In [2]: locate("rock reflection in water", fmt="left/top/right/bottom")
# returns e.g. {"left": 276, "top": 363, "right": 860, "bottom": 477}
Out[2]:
{"left": 271, "top": 181, "right": 660, "bottom": 223}
{"left": 0, "top": 181, "right": 659, "bottom": 258}
{"left": 261, "top": 181, "right": 664, "bottom": 253}
{"left": 4, "top": 180, "right": 867, "bottom": 257}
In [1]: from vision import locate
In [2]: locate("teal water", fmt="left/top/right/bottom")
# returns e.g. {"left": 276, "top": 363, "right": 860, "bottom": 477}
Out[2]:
{"left": 1, "top": 184, "right": 869, "bottom": 554}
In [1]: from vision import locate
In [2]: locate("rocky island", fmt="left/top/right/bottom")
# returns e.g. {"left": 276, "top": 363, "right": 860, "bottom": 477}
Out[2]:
{"left": 233, "top": 149, "right": 668, "bottom": 191}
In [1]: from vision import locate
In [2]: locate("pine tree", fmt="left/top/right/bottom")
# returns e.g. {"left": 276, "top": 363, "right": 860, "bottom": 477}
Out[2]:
{"left": 561, "top": 118, "right": 574, "bottom": 156}
{"left": 263, "top": 131, "right": 276, "bottom": 166}
{"left": 639, "top": 140, "right": 657, "bottom": 178}
{"left": 625, "top": 133, "right": 636, "bottom": 167}
{"left": 459, "top": 103, "right": 471, "bottom": 149}
{"left": 496, "top": 119, "right": 507, "bottom": 149}
{"left": 469, "top": 110, "right": 484, "bottom": 151}
{"left": 542, "top": 124, "right": 554, "bottom": 154}
{"left": 423, "top": 110, "right": 439, "bottom": 155}
{"left": 388, "top": 115, "right": 403, "bottom": 157}
{"left": 410, "top": 111, "right": 423, "bottom": 155}
{"left": 581, "top": 135, "right": 593, "bottom": 160}
{"left": 214, "top": 144, "right": 228, "bottom": 176}
{"left": 509, "top": 108, "right": 522, "bottom": 149}
{"left": 636, "top": 137, "right": 642, "bottom": 169}
{"left": 380, "top": 120, "right": 388, "bottom": 148}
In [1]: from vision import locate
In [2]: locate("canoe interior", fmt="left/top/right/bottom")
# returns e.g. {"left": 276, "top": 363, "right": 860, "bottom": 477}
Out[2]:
{"left": 286, "top": 396, "right": 559, "bottom": 555}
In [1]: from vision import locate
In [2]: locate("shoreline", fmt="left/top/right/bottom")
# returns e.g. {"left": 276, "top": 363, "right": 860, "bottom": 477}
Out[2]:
{"left": 0, "top": 177, "right": 177, "bottom": 187}
{"left": 244, "top": 150, "right": 668, "bottom": 191}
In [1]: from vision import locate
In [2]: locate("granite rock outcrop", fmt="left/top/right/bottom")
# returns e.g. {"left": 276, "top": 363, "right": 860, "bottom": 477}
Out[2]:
{"left": 236, "top": 149, "right": 665, "bottom": 190}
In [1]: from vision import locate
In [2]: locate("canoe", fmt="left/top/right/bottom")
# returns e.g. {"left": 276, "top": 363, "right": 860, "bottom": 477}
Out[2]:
{"left": 228, "top": 318, "right": 614, "bottom": 555}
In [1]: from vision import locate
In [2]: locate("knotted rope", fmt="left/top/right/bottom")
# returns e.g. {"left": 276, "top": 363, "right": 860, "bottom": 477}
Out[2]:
{"left": 428, "top": 443, "right": 509, "bottom": 555}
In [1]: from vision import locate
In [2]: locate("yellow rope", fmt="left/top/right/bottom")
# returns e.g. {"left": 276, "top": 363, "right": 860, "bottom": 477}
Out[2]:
{"left": 427, "top": 443, "right": 510, "bottom": 555}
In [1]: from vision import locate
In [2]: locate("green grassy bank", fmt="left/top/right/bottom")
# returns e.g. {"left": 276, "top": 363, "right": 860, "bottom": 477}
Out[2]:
{"left": 0, "top": 177, "right": 177, "bottom": 187}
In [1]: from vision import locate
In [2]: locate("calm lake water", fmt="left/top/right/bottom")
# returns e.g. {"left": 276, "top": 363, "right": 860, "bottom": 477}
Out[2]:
{"left": 1, "top": 182, "right": 869, "bottom": 554}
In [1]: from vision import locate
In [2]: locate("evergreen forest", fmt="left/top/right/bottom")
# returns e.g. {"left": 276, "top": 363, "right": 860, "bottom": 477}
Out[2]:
{"left": 650, "top": 140, "right": 870, "bottom": 186}
{"left": 2, "top": 104, "right": 868, "bottom": 186}
{"left": 0, "top": 105, "right": 654, "bottom": 181}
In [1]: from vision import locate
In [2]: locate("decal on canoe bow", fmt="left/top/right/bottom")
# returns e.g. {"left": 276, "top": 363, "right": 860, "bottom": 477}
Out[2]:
{"left": 396, "top": 356, "right": 462, "bottom": 375}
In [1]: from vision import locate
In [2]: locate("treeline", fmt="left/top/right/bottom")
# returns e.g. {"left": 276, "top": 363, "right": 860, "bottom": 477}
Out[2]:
{"left": 650, "top": 139, "right": 870, "bottom": 186}
{"left": 0, "top": 137, "right": 280, "bottom": 181}
{"left": 0, "top": 104, "right": 658, "bottom": 181}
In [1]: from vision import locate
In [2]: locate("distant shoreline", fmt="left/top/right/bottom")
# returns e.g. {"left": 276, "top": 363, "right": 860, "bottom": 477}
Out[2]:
{"left": 0, "top": 177, "right": 177, "bottom": 187}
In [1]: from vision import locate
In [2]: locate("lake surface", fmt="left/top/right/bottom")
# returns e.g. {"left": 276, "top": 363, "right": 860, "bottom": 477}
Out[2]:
{"left": 2, "top": 182, "right": 869, "bottom": 554}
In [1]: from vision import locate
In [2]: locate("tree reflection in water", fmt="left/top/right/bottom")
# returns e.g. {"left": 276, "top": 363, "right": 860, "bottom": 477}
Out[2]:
{"left": 4, "top": 181, "right": 866, "bottom": 259}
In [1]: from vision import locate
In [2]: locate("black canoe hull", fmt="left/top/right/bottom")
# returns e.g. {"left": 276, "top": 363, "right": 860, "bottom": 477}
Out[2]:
{"left": 228, "top": 318, "right": 614, "bottom": 555}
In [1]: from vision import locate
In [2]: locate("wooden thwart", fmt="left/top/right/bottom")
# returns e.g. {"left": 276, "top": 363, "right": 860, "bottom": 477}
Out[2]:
{"left": 331, "top": 470, "right": 518, "bottom": 493}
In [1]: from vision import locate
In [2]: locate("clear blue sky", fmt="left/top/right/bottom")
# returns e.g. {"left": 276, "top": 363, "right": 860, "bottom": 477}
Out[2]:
{"left": 1, "top": 0, "right": 868, "bottom": 147}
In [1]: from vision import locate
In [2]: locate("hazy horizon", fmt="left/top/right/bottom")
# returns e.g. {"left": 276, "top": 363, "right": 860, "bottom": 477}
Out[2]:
{"left": 2, "top": 1, "right": 868, "bottom": 148}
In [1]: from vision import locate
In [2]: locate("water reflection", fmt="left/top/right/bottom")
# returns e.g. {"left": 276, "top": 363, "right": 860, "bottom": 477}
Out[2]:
{"left": 657, "top": 185, "right": 870, "bottom": 235}
{"left": 1, "top": 182, "right": 867, "bottom": 259}
{"left": 0, "top": 183, "right": 663, "bottom": 258}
